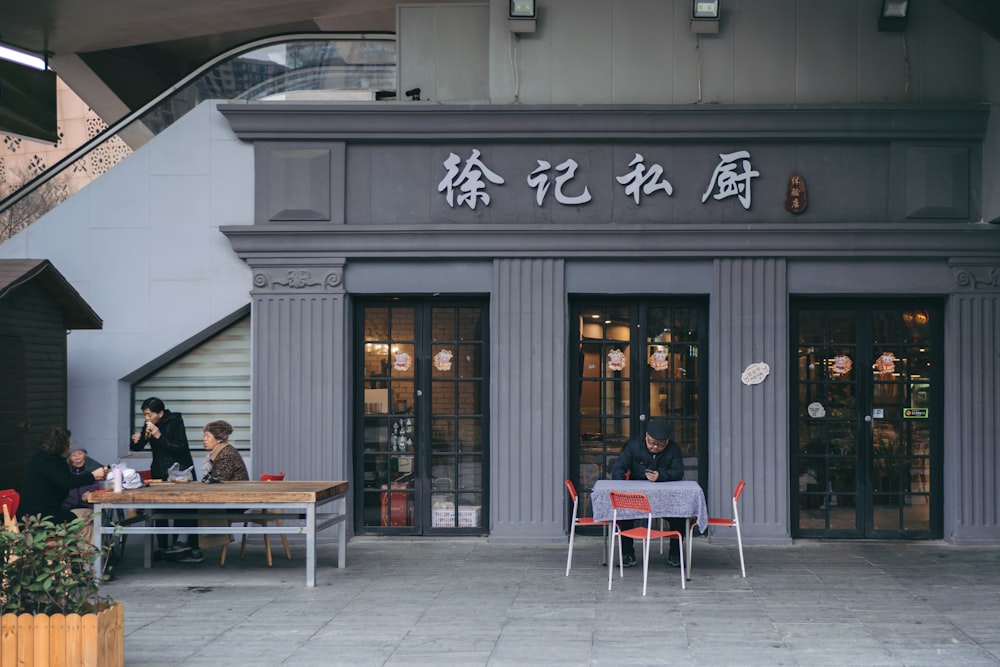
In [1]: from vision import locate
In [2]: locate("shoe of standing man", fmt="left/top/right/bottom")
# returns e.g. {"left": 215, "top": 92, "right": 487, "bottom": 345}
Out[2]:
{"left": 164, "top": 542, "right": 191, "bottom": 556}
{"left": 177, "top": 549, "right": 204, "bottom": 564}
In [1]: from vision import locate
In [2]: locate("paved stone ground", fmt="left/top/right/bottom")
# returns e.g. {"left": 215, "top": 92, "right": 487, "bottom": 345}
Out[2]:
{"left": 103, "top": 536, "right": 1000, "bottom": 666}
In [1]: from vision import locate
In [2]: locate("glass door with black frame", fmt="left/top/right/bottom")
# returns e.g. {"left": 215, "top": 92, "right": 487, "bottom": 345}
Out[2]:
{"left": 357, "top": 301, "right": 487, "bottom": 534}
{"left": 570, "top": 300, "right": 707, "bottom": 520}
{"left": 792, "top": 302, "right": 941, "bottom": 539}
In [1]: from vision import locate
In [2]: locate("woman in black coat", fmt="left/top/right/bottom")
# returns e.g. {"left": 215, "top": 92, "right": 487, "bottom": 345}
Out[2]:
{"left": 19, "top": 426, "right": 107, "bottom": 524}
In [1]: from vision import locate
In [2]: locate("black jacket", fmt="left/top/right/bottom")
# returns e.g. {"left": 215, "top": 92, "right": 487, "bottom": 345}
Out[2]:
{"left": 129, "top": 409, "right": 196, "bottom": 481}
{"left": 19, "top": 450, "right": 100, "bottom": 523}
{"left": 610, "top": 435, "right": 685, "bottom": 482}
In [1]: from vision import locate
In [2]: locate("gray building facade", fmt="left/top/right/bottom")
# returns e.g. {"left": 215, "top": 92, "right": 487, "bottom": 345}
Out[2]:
{"left": 2, "top": 0, "right": 999, "bottom": 548}
{"left": 220, "top": 102, "right": 999, "bottom": 545}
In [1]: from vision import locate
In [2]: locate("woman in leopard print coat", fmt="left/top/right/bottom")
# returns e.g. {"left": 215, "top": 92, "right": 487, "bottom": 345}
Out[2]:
{"left": 201, "top": 420, "right": 249, "bottom": 482}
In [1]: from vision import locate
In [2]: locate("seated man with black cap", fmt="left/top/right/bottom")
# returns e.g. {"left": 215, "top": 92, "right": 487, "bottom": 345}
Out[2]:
{"left": 609, "top": 417, "right": 686, "bottom": 568}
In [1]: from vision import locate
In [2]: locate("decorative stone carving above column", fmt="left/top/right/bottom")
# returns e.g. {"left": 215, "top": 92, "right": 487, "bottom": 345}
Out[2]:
{"left": 951, "top": 260, "right": 1000, "bottom": 292}
{"left": 251, "top": 264, "right": 345, "bottom": 294}
{"left": 254, "top": 142, "right": 345, "bottom": 224}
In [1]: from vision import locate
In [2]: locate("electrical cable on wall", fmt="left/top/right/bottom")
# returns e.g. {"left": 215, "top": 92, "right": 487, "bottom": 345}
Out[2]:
{"left": 902, "top": 34, "right": 910, "bottom": 97}
{"left": 696, "top": 34, "right": 703, "bottom": 103}
{"left": 508, "top": 31, "right": 521, "bottom": 103}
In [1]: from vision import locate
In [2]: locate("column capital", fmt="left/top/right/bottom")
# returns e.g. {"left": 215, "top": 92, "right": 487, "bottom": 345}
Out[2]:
{"left": 951, "top": 260, "right": 1000, "bottom": 293}
{"left": 250, "top": 260, "right": 346, "bottom": 294}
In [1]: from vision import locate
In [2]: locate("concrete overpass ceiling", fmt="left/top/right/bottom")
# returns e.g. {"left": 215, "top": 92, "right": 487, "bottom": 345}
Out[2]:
{"left": 0, "top": 0, "right": 387, "bottom": 55}
{"left": 0, "top": 0, "right": 469, "bottom": 118}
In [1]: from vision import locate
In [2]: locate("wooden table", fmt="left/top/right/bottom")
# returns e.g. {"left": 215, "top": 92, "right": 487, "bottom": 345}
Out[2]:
{"left": 591, "top": 479, "right": 708, "bottom": 578}
{"left": 86, "top": 480, "right": 348, "bottom": 587}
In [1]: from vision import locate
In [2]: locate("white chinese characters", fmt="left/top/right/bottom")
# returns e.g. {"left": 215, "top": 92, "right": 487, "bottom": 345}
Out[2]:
{"left": 701, "top": 150, "right": 760, "bottom": 211}
{"left": 438, "top": 149, "right": 505, "bottom": 210}
{"left": 527, "top": 159, "right": 592, "bottom": 206}
{"left": 439, "top": 148, "right": 760, "bottom": 211}
{"left": 616, "top": 153, "right": 673, "bottom": 205}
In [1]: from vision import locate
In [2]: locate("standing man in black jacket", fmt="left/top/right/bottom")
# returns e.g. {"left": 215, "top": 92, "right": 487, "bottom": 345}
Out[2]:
{"left": 610, "top": 417, "right": 686, "bottom": 568}
{"left": 129, "top": 396, "right": 202, "bottom": 561}
{"left": 130, "top": 396, "right": 195, "bottom": 481}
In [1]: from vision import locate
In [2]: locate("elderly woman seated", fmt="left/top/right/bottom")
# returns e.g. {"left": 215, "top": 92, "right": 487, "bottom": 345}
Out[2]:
{"left": 197, "top": 420, "right": 250, "bottom": 556}
{"left": 18, "top": 426, "right": 107, "bottom": 541}
{"left": 61, "top": 448, "right": 106, "bottom": 512}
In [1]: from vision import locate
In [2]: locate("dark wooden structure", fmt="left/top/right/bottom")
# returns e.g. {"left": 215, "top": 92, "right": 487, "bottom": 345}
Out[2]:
{"left": 0, "top": 259, "right": 102, "bottom": 492}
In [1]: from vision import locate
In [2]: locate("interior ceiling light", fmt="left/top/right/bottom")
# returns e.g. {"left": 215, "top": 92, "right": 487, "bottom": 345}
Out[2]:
{"left": 0, "top": 44, "right": 46, "bottom": 69}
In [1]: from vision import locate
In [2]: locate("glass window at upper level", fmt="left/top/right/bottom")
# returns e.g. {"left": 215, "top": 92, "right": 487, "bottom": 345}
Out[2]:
{"left": 147, "top": 35, "right": 398, "bottom": 132}
{"left": 130, "top": 314, "right": 251, "bottom": 451}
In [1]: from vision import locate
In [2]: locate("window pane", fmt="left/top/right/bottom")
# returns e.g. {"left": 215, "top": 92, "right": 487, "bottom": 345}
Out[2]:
{"left": 133, "top": 314, "right": 250, "bottom": 448}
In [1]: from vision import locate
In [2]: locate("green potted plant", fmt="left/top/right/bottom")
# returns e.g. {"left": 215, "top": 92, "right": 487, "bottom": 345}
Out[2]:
{"left": 1, "top": 514, "right": 124, "bottom": 667}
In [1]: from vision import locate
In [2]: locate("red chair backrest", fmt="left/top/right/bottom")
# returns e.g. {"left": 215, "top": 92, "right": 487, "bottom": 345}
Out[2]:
{"left": 564, "top": 479, "right": 578, "bottom": 503}
{"left": 734, "top": 480, "right": 746, "bottom": 502}
{"left": 260, "top": 471, "right": 285, "bottom": 482}
{"left": 0, "top": 488, "right": 20, "bottom": 518}
{"left": 609, "top": 491, "right": 652, "bottom": 514}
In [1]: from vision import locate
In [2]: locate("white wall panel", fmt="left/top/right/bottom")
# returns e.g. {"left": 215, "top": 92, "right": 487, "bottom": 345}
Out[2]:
{"left": 610, "top": 0, "right": 673, "bottom": 104}
{"left": 483, "top": 0, "right": 988, "bottom": 106}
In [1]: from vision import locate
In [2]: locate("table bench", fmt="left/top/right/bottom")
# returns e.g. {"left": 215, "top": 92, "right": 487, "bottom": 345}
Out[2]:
{"left": 86, "top": 480, "right": 348, "bottom": 587}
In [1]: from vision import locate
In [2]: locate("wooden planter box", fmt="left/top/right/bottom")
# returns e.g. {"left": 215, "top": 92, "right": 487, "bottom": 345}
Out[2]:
{"left": 0, "top": 601, "right": 123, "bottom": 667}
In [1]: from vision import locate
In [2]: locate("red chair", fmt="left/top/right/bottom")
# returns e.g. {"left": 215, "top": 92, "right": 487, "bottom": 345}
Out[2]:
{"left": 564, "top": 479, "right": 609, "bottom": 575}
{"left": 1, "top": 489, "right": 20, "bottom": 531}
{"left": 222, "top": 472, "right": 292, "bottom": 566}
{"left": 705, "top": 480, "right": 746, "bottom": 578}
{"left": 608, "top": 491, "right": 685, "bottom": 595}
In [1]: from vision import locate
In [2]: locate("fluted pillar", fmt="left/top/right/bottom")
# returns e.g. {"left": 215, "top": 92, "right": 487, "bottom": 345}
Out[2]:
{"left": 248, "top": 260, "right": 349, "bottom": 483}
{"left": 945, "top": 261, "right": 1000, "bottom": 544}
{"left": 710, "top": 258, "right": 791, "bottom": 543}
{"left": 490, "top": 258, "right": 566, "bottom": 543}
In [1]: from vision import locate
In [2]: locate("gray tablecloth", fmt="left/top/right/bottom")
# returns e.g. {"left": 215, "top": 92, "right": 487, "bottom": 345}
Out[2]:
{"left": 591, "top": 480, "right": 708, "bottom": 533}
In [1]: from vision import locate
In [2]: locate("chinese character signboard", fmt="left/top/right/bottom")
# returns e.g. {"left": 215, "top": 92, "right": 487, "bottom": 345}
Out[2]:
{"left": 436, "top": 147, "right": 764, "bottom": 214}
{"left": 785, "top": 172, "right": 807, "bottom": 214}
